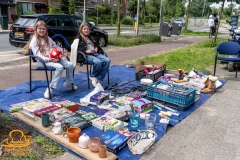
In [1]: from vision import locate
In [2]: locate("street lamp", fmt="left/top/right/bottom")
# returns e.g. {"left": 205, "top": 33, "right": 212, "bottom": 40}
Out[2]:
{"left": 83, "top": 0, "right": 86, "bottom": 22}
{"left": 158, "top": 0, "right": 162, "bottom": 36}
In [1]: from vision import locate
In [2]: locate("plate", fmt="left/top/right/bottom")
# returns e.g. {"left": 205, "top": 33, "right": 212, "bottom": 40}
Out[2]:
{"left": 15, "top": 32, "right": 24, "bottom": 36}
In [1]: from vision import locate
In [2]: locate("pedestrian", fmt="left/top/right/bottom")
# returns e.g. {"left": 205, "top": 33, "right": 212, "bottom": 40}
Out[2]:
{"left": 208, "top": 15, "right": 215, "bottom": 35}
{"left": 70, "top": 22, "right": 110, "bottom": 87}
{"left": 213, "top": 13, "right": 219, "bottom": 27}
{"left": 24, "top": 21, "right": 77, "bottom": 99}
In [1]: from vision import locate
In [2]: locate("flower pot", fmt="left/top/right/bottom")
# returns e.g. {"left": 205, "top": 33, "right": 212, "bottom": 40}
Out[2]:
{"left": 87, "top": 137, "right": 101, "bottom": 152}
{"left": 98, "top": 145, "right": 107, "bottom": 158}
{"left": 67, "top": 127, "right": 81, "bottom": 143}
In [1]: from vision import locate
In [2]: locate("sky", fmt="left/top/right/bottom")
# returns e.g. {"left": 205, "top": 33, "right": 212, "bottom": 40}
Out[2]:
{"left": 210, "top": 1, "right": 240, "bottom": 9}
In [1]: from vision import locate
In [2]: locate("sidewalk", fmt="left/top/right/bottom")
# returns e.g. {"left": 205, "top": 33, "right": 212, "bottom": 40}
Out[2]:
{"left": 1, "top": 26, "right": 240, "bottom": 160}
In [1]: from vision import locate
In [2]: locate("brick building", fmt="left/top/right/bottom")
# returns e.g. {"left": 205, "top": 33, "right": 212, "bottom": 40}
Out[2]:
{"left": 0, "top": 0, "right": 128, "bottom": 23}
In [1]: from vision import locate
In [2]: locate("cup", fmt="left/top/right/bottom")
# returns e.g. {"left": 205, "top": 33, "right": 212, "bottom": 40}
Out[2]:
{"left": 145, "top": 113, "right": 156, "bottom": 130}
{"left": 42, "top": 113, "right": 50, "bottom": 127}
{"left": 130, "top": 110, "right": 140, "bottom": 128}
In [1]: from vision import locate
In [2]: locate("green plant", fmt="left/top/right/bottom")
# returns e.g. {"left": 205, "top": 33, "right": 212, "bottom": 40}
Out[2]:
{"left": 17, "top": 2, "right": 23, "bottom": 17}
{"left": 34, "top": 136, "right": 64, "bottom": 156}
{"left": 109, "top": 35, "right": 161, "bottom": 47}
{"left": 134, "top": 38, "right": 228, "bottom": 74}
{"left": 48, "top": 5, "right": 58, "bottom": 14}
{"left": 3, "top": 150, "right": 41, "bottom": 160}
{"left": 24, "top": 10, "right": 36, "bottom": 14}
{"left": 121, "top": 16, "right": 134, "bottom": 25}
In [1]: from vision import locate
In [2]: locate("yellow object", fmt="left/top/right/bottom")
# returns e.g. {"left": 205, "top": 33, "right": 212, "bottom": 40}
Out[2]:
{"left": 1, "top": 130, "right": 31, "bottom": 156}
{"left": 160, "top": 111, "right": 172, "bottom": 117}
{"left": 134, "top": 22, "right": 136, "bottom": 31}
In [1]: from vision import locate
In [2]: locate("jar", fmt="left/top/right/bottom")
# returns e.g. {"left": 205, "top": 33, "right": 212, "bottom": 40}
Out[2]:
{"left": 78, "top": 133, "right": 90, "bottom": 149}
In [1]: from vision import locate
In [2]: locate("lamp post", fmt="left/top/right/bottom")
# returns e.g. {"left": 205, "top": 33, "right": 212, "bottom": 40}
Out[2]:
{"left": 96, "top": 5, "right": 98, "bottom": 25}
{"left": 158, "top": 0, "right": 163, "bottom": 36}
{"left": 83, "top": 0, "right": 86, "bottom": 22}
{"left": 136, "top": 0, "right": 140, "bottom": 36}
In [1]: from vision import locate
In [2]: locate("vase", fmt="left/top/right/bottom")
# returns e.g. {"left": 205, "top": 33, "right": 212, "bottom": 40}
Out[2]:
{"left": 42, "top": 113, "right": 50, "bottom": 127}
{"left": 87, "top": 137, "right": 101, "bottom": 152}
{"left": 98, "top": 145, "right": 107, "bottom": 158}
{"left": 79, "top": 133, "right": 90, "bottom": 149}
{"left": 67, "top": 127, "right": 81, "bottom": 143}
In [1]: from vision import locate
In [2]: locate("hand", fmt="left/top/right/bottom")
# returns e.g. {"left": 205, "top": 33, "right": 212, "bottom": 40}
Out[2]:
{"left": 63, "top": 50, "right": 68, "bottom": 57}
{"left": 86, "top": 49, "right": 94, "bottom": 54}
{"left": 50, "top": 58, "right": 59, "bottom": 62}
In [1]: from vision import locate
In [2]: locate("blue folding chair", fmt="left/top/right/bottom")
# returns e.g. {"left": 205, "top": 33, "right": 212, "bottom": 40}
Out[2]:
{"left": 214, "top": 41, "right": 240, "bottom": 78}
{"left": 29, "top": 49, "right": 55, "bottom": 99}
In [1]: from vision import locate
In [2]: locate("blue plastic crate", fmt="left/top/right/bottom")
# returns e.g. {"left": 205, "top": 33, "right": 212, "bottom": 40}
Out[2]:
{"left": 147, "top": 81, "right": 196, "bottom": 110}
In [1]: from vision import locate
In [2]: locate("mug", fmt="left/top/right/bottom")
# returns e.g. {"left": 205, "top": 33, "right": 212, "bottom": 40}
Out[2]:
{"left": 42, "top": 113, "right": 50, "bottom": 127}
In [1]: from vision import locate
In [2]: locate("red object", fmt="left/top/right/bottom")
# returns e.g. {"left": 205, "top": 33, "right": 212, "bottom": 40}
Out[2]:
{"left": 49, "top": 48, "right": 63, "bottom": 60}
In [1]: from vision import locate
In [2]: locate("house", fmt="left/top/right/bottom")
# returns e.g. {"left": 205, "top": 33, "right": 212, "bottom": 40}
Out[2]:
{"left": 0, "top": 0, "right": 128, "bottom": 23}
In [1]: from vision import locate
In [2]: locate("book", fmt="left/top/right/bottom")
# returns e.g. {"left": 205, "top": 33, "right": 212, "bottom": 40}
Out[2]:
{"left": 100, "top": 130, "right": 128, "bottom": 154}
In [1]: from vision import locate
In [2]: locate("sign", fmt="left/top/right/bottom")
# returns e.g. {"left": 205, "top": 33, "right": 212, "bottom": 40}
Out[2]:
{"left": 1, "top": 130, "right": 31, "bottom": 156}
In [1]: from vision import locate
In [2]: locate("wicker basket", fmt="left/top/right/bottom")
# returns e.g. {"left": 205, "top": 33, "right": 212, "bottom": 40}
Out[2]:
{"left": 127, "top": 130, "right": 157, "bottom": 154}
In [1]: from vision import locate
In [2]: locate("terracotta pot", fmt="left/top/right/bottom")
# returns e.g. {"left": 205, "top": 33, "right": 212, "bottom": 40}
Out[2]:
{"left": 98, "top": 145, "right": 107, "bottom": 158}
{"left": 67, "top": 127, "right": 81, "bottom": 143}
{"left": 87, "top": 137, "right": 101, "bottom": 152}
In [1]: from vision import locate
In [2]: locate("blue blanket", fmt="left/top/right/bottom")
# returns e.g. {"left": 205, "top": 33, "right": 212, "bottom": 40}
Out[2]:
{"left": 0, "top": 65, "right": 226, "bottom": 160}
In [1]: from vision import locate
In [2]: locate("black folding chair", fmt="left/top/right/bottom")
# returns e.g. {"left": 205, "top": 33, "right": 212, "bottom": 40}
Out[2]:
{"left": 29, "top": 49, "right": 55, "bottom": 99}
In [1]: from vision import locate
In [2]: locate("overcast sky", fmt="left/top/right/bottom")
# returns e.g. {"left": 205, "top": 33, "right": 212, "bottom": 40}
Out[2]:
{"left": 210, "top": 1, "right": 240, "bottom": 9}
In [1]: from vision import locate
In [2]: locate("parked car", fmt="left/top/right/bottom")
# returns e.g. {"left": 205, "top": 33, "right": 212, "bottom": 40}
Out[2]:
{"left": 9, "top": 14, "right": 108, "bottom": 50}
{"left": 174, "top": 18, "right": 186, "bottom": 26}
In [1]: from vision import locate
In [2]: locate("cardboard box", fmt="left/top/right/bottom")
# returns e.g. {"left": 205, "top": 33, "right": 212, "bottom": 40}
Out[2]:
{"left": 103, "top": 119, "right": 124, "bottom": 132}
{"left": 132, "top": 98, "right": 153, "bottom": 113}
{"left": 135, "top": 61, "right": 166, "bottom": 73}
{"left": 100, "top": 130, "right": 128, "bottom": 154}
{"left": 62, "top": 115, "right": 91, "bottom": 130}
{"left": 90, "top": 91, "right": 109, "bottom": 105}
{"left": 55, "top": 100, "right": 79, "bottom": 112}
{"left": 91, "top": 116, "right": 113, "bottom": 130}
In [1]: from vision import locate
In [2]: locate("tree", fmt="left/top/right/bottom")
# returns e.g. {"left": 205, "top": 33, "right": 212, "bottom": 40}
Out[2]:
{"left": 184, "top": 0, "right": 191, "bottom": 30}
{"left": 190, "top": 0, "right": 205, "bottom": 17}
{"left": 69, "top": 0, "right": 76, "bottom": 15}
{"left": 117, "top": 0, "right": 121, "bottom": 36}
{"left": 208, "top": 0, "right": 240, "bottom": 42}
{"left": 60, "top": 0, "right": 69, "bottom": 14}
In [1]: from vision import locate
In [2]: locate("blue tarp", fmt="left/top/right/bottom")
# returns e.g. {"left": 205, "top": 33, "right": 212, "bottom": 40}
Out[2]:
{"left": 0, "top": 65, "right": 226, "bottom": 160}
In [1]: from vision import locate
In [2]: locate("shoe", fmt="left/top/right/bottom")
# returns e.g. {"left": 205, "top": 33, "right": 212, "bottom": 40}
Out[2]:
{"left": 44, "top": 88, "right": 53, "bottom": 99}
{"left": 89, "top": 76, "right": 98, "bottom": 87}
{"left": 64, "top": 82, "right": 78, "bottom": 90}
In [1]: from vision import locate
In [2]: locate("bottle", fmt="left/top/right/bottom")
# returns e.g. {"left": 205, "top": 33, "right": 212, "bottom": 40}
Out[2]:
{"left": 79, "top": 133, "right": 90, "bottom": 149}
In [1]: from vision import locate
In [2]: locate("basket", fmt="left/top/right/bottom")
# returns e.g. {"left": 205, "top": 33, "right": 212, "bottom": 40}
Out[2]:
{"left": 127, "top": 130, "right": 157, "bottom": 154}
{"left": 147, "top": 81, "right": 196, "bottom": 110}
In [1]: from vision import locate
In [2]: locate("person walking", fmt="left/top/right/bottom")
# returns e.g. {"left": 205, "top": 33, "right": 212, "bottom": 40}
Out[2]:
{"left": 208, "top": 15, "right": 215, "bottom": 36}
{"left": 70, "top": 22, "right": 110, "bottom": 87}
{"left": 24, "top": 21, "right": 77, "bottom": 99}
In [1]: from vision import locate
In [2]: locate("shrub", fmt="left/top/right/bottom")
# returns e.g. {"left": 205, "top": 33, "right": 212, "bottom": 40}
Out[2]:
{"left": 109, "top": 35, "right": 161, "bottom": 47}
{"left": 121, "top": 17, "right": 134, "bottom": 25}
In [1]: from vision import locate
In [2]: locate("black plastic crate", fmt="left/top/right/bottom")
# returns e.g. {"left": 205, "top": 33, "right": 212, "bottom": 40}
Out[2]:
{"left": 136, "top": 69, "right": 164, "bottom": 82}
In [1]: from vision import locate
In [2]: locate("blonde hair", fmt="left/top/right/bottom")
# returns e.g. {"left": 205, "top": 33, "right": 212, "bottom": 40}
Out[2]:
{"left": 24, "top": 21, "right": 50, "bottom": 55}
{"left": 79, "top": 22, "right": 94, "bottom": 49}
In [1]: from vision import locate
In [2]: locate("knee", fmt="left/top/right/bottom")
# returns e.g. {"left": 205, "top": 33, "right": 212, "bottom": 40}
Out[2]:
{"left": 56, "top": 65, "right": 64, "bottom": 71}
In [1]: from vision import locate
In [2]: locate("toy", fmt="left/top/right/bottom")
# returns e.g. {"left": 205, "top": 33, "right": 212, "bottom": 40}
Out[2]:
{"left": 49, "top": 48, "right": 62, "bottom": 60}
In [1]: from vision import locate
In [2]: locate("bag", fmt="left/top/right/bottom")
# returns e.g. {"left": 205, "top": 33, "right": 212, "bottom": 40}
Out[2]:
{"left": 77, "top": 51, "right": 86, "bottom": 64}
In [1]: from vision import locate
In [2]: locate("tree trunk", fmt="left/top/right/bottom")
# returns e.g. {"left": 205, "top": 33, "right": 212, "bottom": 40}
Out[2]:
{"left": 214, "top": 0, "right": 225, "bottom": 43}
{"left": 117, "top": 0, "right": 121, "bottom": 36}
{"left": 184, "top": 0, "right": 191, "bottom": 30}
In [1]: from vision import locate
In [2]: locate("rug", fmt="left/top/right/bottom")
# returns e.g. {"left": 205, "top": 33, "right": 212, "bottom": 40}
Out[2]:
{"left": 0, "top": 65, "right": 226, "bottom": 160}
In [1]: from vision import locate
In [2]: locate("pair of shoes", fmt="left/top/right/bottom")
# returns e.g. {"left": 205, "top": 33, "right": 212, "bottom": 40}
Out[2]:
{"left": 89, "top": 76, "right": 98, "bottom": 87}
{"left": 44, "top": 88, "right": 53, "bottom": 99}
{"left": 63, "top": 82, "right": 78, "bottom": 90}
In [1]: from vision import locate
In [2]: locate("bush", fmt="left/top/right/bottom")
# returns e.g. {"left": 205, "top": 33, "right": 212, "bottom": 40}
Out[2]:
{"left": 109, "top": 34, "right": 161, "bottom": 47}
{"left": 121, "top": 17, "right": 134, "bottom": 25}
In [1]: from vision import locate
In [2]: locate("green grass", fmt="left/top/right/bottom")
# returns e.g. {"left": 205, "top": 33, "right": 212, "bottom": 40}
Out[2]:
{"left": 109, "top": 34, "right": 161, "bottom": 47}
{"left": 34, "top": 136, "right": 64, "bottom": 158}
{"left": 3, "top": 150, "right": 41, "bottom": 160}
{"left": 135, "top": 38, "right": 228, "bottom": 74}
{"left": 181, "top": 29, "right": 208, "bottom": 36}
